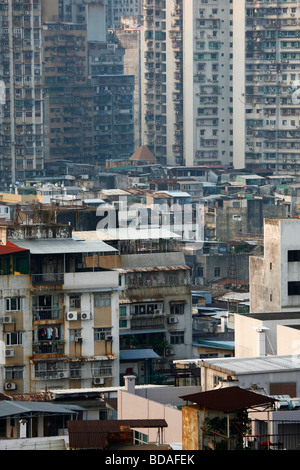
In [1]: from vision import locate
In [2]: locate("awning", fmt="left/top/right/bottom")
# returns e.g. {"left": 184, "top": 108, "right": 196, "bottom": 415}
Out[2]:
{"left": 8, "top": 238, "right": 117, "bottom": 255}
{"left": 120, "top": 329, "right": 167, "bottom": 335}
{"left": 120, "top": 349, "right": 160, "bottom": 360}
{"left": 180, "top": 386, "right": 277, "bottom": 412}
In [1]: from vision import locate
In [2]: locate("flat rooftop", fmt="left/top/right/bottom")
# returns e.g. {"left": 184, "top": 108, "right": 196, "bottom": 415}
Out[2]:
{"left": 240, "top": 312, "right": 300, "bottom": 321}
{"left": 175, "top": 355, "right": 300, "bottom": 375}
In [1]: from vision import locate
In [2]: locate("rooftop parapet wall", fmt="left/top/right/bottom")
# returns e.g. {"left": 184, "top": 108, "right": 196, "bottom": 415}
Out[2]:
{"left": 1, "top": 224, "right": 72, "bottom": 241}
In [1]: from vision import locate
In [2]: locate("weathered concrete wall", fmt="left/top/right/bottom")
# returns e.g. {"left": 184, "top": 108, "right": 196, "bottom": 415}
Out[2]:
{"left": 216, "top": 199, "right": 287, "bottom": 241}
{"left": 182, "top": 405, "right": 200, "bottom": 450}
{"left": 6, "top": 224, "right": 72, "bottom": 240}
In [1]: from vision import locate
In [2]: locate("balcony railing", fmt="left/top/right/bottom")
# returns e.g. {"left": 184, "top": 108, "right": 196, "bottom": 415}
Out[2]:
{"left": 32, "top": 273, "right": 64, "bottom": 286}
{"left": 33, "top": 341, "right": 64, "bottom": 355}
{"left": 131, "top": 315, "right": 165, "bottom": 329}
{"left": 33, "top": 307, "right": 64, "bottom": 321}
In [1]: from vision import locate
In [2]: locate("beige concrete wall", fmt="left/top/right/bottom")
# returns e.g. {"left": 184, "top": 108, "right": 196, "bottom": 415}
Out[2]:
{"left": 0, "top": 193, "right": 43, "bottom": 203}
{"left": 277, "top": 324, "right": 300, "bottom": 357}
{"left": 234, "top": 313, "right": 265, "bottom": 357}
{"left": 117, "top": 390, "right": 182, "bottom": 444}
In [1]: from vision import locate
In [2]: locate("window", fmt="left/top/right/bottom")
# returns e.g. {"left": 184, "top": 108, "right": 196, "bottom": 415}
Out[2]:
{"left": 214, "top": 267, "right": 220, "bottom": 277}
{"left": 94, "top": 327, "right": 112, "bottom": 341}
{"left": 288, "top": 281, "right": 300, "bottom": 296}
{"left": 5, "top": 332, "right": 23, "bottom": 346}
{"left": 69, "top": 329, "right": 82, "bottom": 342}
{"left": 5, "top": 367, "right": 23, "bottom": 381}
{"left": 6, "top": 297, "right": 23, "bottom": 311}
{"left": 288, "top": 250, "right": 300, "bottom": 262}
{"left": 69, "top": 295, "right": 81, "bottom": 309}
{"left": 120, "top": 306, "right": 126, "bottom": 317}
{"left": 119, "top": 319, "right": 127, "bottom": 328}
{"left": 170, "top": 303, "right": 185, "bottom": 315}
{"left": 93, "top": 360, "right": 112, "bottom": 376}
{"left": 170, "top": 331, "right": 184, "bottom": 345}
{"left": 94, "top": 294, "right": 111, "bottom": 308}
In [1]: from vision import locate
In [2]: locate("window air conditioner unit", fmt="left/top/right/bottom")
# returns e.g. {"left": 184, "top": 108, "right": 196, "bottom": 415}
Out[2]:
{"left": 155, "top": 309, "right": 163, "bottom": 314}
{"left": 58, "top": 371, "right": 68, "bottom": 379}
{"left": 105, "top": 334, "right": 113, "bottom": 341}
{"left": 5, "top": 349, "right": 15, "bottom": 357}
{"left": 81, "top": 312, "right": 91, "bottom": 320}
{"left": 67, "top": 311, "right": 78, "bottom": 321}
{"left": 5, "top": 382, "right": 16, "bottom": 391}
{"left": 168, "top": 316, "right": 178, "bottom": 324}
{"left": 165, "top": 348, "right": 175, "bottom": 356}
{"left": 93, "top": 377, "right": 105, "bottom": 385}
{"left": 3, "top": 315, "right": 14, "bottom": 324}
{"left": 75, "top": 336, "right": 83, "bottom": 343}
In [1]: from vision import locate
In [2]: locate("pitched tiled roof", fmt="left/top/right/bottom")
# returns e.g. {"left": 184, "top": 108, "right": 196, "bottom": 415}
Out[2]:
{"left": 129, "top": 146, "right": 157, "bottom": 162}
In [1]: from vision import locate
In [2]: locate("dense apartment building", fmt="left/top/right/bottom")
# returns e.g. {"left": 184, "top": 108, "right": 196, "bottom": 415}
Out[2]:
{"left": 0, "top": 223, "right": 120, "bottom": 394}
{"left": 0, "top": 0, "right": 44, "bottom": 188}
{"left": 42, "top": 22, "right": 95, "bottom": 164}
{"left": 141, "top": 0, "right": 233, "bottom": 167}
{"left": 74, "top": 228, "right": 193, "bottom": 383}
{"left": 183, "top": 0, "right": 233, "bottom": 167}
{"left": 233, "top": 0, "right": 300, "bottom": 173}
{"left": 107, "top": 0, "right": 144, "bottom": 28}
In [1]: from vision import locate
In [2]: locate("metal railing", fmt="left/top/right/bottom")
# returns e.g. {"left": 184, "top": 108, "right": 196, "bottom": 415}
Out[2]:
{"left": 33, "top": 307, "right": 64, "bottom": 321}
{"left": 244, "top": 432, "right": 300, "bottom": 451}
{"left": 32, "top": 341, "right": 64, "bottom": 355}
{"left": 32, "top": 273, "right": 64, "bottom": 286}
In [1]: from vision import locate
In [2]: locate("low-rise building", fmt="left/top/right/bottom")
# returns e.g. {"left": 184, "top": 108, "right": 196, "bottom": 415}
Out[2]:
{"left": 250, "top": 218, "right": 300, "bottom": 313}
{"left": 0, "top": 223, "right": 120, "bottom": 394}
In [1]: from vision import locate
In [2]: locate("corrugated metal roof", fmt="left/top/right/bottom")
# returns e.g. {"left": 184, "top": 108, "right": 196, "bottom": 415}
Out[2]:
{"left": 200, "top": 354, "right": 300, "bottom": 375}
{"left": 0, "top": 401, "right": 80, "bottom": 418}
{"left": 7, "top": 238, "right": 117, "bottom": 254}
{"left": 75, "top": 227, "right": 181, "bottom": 241}
{"left": 120, "top": 349, "right": 160, "bottom": 360}
{"left": 193, "top": 340, "right": 235, "bottom": 350}
{"left": 117, "top": 265, "right": 189, "bottom": 273}
{"left": 67, "top": 419, "right": 168, "bottom": 450}
{"left": 179, "top": 386, "right": 277, "bottom": 412}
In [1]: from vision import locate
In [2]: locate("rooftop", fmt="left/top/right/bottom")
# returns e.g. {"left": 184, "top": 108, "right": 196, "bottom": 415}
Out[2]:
{"left": 7, "top": 237, "right": 117, "bottom": 254}
{"left": 241, "top": 311, "right": 300, "bottom": 321}
{"left": 192, "top": 355, "right": 300, "bottom": 375}
{"left": 179, "top": 386, "right": 276, "bottom": 412}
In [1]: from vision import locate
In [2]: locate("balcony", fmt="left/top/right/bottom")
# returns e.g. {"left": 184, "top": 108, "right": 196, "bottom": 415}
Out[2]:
{"left": 32, "top": 273, "right": 64, "bottom": 286}
{"left": 130, "top": 314, "right": 165, "bottom": 329}
{"left": 33, "top": 307, "right": 64, "bottom": 322}
{"left": 33, "top": 341, "right": 65, "bottom": 355}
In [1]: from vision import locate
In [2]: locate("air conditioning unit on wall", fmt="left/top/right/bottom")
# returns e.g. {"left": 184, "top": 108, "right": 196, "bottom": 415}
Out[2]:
{"left": 5, "top": 349, "right": 15, "bottom": 357}
{"left": 67, "top": 311, "right": 78, "bottom": 321}
{"left": 5, "top": 382, "right": 16, "bottom": 391}
{"left": 165, "top": 348, "right": 175, "bottom": 356}
{"left": 93, "top": 377, "right": 105, "bottom": 385}
{"left": 81, "top": 312, "right": 91, "bottom": 320}
{"left": 3, "top": 315, "right": 14, "bottom": 324}
{"left": 168, "top": 316, "right": 178, "bottom": 324}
